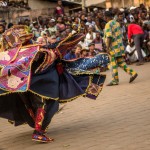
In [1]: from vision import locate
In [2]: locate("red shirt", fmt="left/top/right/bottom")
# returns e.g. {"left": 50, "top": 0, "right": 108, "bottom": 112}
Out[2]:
{"left": 128, "top": 24, "right": 144, "bottom": 39}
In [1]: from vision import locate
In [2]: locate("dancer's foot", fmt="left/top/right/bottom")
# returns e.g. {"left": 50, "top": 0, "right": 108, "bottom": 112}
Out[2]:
{"left": 136, "top": 62, "right": 144, "bottom": 66}
{"left": 129, "top": 73, "right": 138, "bottom": 83}
{"left": 32, "top": 130, "right": 54, "bottom": 143}
{"left": 107, "top": 81, "right": 119, "bottom": 86}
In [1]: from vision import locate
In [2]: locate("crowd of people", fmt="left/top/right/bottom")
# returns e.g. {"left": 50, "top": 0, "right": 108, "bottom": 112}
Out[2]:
{"left": 0, "top": 1, "right": 149, "bottom": 65}
{"left": 0, "top": 0, "right": 150, "bottom": 143}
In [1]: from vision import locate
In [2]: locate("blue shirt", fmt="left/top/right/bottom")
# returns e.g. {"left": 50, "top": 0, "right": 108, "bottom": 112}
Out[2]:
{"left": 64, "top": 52, "right": 76, "bottom": 60}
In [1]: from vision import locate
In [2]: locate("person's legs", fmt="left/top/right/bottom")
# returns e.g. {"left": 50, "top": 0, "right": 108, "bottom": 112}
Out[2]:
{"left": 19, "top": 92, "right": 35, "bottom": 122}
{"left": 107, "top": 56, "right": 119, "bottom": 86}
{"left": 30, "top": 94, "right": 54, "bottom": 142}
{"left": 133, "top": 34, "right": 144, "bottom": 64}
{"left": 116, "top": 57, "right": 138, "bottom": 83}
{"left": 116, "top": 57, "right": 136, "bottom": 75}
{"left": 41, "top": 100, "right": 59, "bottom": 132}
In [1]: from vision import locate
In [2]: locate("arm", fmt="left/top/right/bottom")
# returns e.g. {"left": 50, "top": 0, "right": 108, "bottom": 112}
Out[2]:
{"left": 106, "top": 37, "right": 112, "bottom": 54}
{"left": 105, "top": 22, "right": 112, "bottom": 53}
{"left": 128, "top": 25, "right": 132, "bottom": 42}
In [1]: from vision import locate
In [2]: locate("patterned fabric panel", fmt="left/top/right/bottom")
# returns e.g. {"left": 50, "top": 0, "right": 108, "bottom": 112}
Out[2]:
{"left": 104, "top": 20, "right": 125, "bottom": 57}
{"left": 0, "top": 45, "right": 56, "bottom": 92}
{"left": 63, "top": 53, "right": 109, "bottom": 75}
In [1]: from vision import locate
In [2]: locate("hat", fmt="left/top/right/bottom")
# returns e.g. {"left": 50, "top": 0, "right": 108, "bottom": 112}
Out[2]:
{"left": 120, "top": 8, "right": 124, "bottom": 12}
{"left": 93, "top": 8, "right": 98, "bottom": 11}
{"left": 50, "top": 19, "right": 56, "bottom": 23}
{"left": 130, "top": 6, "right": 136, "bottom": 11}
{"left": 129, "top": 15, "right": 135, "bottom": 22}
{"left": 88, "top": 43, "right": 95, "bottom": 47}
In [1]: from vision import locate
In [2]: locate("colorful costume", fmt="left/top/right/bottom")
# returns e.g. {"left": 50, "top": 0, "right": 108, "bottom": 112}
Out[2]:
{"left": 104, "top": 20, "right": 137, "bottom": 85}
{"left": 0, "top": 25, "right": 109, "bottom": 142}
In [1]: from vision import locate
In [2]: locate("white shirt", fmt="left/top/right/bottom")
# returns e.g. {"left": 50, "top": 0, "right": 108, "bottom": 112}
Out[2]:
{"left": 85, "top": 32, "right": 96, "bottom": 47}
{"left": 126, "top": 45, "right": 146, "bottom": 62}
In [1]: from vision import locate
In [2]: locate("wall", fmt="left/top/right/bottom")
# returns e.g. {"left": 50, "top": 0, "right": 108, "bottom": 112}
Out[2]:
{"left": 106, "top": 0, "right": 150, "bottom": 8}
{"left": 0, "top": 0, "right": 70, "bottom": 23}
{"left": 85, "top": 0, "right": 106, "bottom": 7}
{"left": 28, "top": 0, "right": 57, "bottom": 9}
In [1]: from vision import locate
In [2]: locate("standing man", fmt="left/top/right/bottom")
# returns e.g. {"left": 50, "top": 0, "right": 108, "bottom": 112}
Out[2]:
{"left": 54, "top": 0, "right": 65, "bottom": 17}
{"left": 128, "top": 22, "right": 145, "bottom": 65}
{"left": 104, "top": 11, "right": 138, "bottom": 86}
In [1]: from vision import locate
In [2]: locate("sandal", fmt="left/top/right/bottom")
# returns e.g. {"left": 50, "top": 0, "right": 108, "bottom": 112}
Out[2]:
{"left": 32, "top": 130, "right": 54, "bottom": 143}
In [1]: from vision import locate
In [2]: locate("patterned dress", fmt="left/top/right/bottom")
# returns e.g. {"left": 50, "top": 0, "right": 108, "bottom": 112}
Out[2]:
{"left": 104, "top": 20, "right": 125, "bottom": 57}
{"left": 104, "top": 20, "right": 137, "bottom": 84}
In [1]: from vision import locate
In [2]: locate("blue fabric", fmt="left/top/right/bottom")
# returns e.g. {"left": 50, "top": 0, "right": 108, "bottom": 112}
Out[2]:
{"left": 59, "top": 70, "right": 85, "bottom": 100}
{"left": 64, "top": 53, "right": 109, "bottom": 73}
{"left": 30, "top": 62, "right": 59, "bottom": 99}
{"left": 64, "top": 52, "right": 76, "bottom": 60}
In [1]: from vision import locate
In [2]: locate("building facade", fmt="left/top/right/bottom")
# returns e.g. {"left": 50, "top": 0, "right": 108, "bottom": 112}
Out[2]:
{"left": 0, "top": 0, "right": 78, "bottom": 23}
{"left": 106, "top": 0, "right": 150, "bottom": 8}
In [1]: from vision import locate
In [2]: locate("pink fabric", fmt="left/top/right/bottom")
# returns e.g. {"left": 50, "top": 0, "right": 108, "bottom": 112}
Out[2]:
{"left": 0, "top": 45, "right": 56, "bottom": 92}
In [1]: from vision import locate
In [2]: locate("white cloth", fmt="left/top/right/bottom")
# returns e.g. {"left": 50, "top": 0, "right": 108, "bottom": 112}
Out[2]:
{"left": 126, "top": 45, "right": 146, "bottom": 62}
{"left": 85, "top": 21, "right": 96, "bottom": 27}
{"left": 85, "top": 32, "right": 96, "bottom": 47}
{"left": 78, "top": 41, "right": 87, "bottom": 49}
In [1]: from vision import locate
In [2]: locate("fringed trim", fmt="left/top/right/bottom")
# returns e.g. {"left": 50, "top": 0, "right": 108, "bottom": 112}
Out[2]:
{"left": 28, "top": 89, "right": 59, "bottom": 100}
{"left": 87, "top": 75, "right": 106, "bottom": 98}
{"left": 34, "top": 52, "right": 48, "bottom": 74}
{"left": 9, "top": 45, "right": 22, "bottom": 63}
{"left": 56, "top": 33, "right": 85, "bottom": 58}
{"left": 57, "top": 33, "right": 73, "bottom": 48}
{"left": 85, "top": 74, "right": 106, "bottom": 98}
{"left": 58, "top": 76, "right": 92, "bottom": 103}
{"left": 0, "top": 90, "right": 26, "bottom": 96}
{"left": 8, "top": 120, "right": 14, "bottom": 124}
{"left": 87, "top": 83, "right": 104, "bottom": 97}
{"left": 0, "top": 89, "right": 59, "bottom": 101}
{"left": 8, "top": 120, "right": 27, "bottom": 126}
{"left": 60, "top": 35, "right": 84, "bottom": 47}
{"left": 58, "top": 93, "right": 86, "bottom": 103}
{"left": 85, "top": 76, "right": 93, "bottom": 93}
{"left": 27, "top": 45, "right": 40, "bottom": 90}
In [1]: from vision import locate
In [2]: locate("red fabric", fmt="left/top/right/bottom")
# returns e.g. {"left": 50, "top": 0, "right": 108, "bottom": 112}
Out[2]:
{"left": 56, "top": 63, "right": 64, "bottom": 75}
{"left": 128, "top": 24, "right": 144, "bottom": 39}
{"left": 27, "top": 108, "right": 35, "bottom": 121}
{"left": 55, "top": 6, "right": 64, "bottom": 16}
{"left": 35, "top": 108, "right": 45, "bottom": 131}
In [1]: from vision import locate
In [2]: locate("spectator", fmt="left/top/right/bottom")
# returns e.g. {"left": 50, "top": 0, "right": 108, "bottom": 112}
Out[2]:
{"left": 88, "top": 43, "right": 99, "bottom": 57}
{"left": 32, "top": 21, "right": 41, "bottom": 41}
{"left": 48, "top": 19, "right": 57, "bottom": 35}
{"left": 85, "top": 15, "right": 96, "bottom": 28}
{"left": 85, "top": 26, "right": 96, "bottom": 47}
{"left": 56, "top": 16, "right": 66, "bottom": 33}
{"left": 72, "top": 24, "right": 78, "bottom": 34}
{"left": 80, "top": 48, "right": 89, "bottom": 58}
{"left": 36, "top": 31, "right": 48, "bottom": 46}
{"left": 92, "top": 32, "right": 103, "bottom": 52}
{"left": 54, "top": 0, "right": 65, "bottom": 17}
{"left": 128, "top": 22, "right": 145, "bottom": 65}
{"left": 125, "top": 41, "right": 146, "bottom": 63}
{"left": 64, "top": 44, "right": 82, "bottom": 60}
